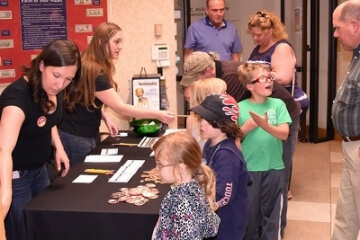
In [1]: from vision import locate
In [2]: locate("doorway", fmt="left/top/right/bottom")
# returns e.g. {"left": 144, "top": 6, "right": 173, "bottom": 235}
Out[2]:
{"left": 282, "top": 0, "right": 337, "bottom": 143}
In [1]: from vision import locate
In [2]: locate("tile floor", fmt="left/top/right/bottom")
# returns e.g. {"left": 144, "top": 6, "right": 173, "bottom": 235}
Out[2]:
{"left": 283, "top": 140, "right": 360, "bottom": 240}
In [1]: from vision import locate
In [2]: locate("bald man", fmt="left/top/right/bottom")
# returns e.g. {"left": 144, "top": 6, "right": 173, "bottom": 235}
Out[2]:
{"left": 332, "top": 1, "right": 360, "bottom": 239}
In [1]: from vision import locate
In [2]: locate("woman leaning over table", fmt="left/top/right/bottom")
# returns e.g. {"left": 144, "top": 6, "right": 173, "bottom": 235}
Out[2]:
{"left": 247, "top": 10, "right": 309, "bottom": 237}
{"left": 58, "top": 22, "right": 175, "bottom": 166}
{"left": 0, "top": 39, "right": 82, "bottom": 240}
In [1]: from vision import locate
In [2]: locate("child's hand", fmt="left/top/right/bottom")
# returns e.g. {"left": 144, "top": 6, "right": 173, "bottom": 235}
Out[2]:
{"left": 249, "top": 111, "right": 268, "bottom": 129}
{"left": 241, "top": 118, "right": 258, "bottom": 135}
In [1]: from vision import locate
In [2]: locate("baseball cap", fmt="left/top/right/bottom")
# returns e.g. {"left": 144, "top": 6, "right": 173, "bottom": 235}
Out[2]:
{"left": 191, "top": 94, "right": 239, "bottom": 123}
{"left": 180, "top": 51, "right": 213, "bottom": 86}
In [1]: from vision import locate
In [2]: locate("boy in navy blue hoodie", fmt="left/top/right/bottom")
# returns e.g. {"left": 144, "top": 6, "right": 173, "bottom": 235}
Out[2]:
{"left": 191, "top": 93, "right": 249, "bottom": 240}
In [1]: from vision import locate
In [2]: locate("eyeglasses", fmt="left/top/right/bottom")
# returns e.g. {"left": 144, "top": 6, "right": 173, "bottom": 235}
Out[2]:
{"left": 257, "top": 11, "right": 270, "bottom": 19}
{"left": 250, "top": 75, "right": 275, "bottom": 84}
{"left": 156, "top": 161, "right": 173, "bottom": 170}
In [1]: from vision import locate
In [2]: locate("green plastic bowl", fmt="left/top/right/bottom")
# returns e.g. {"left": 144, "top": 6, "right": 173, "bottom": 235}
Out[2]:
{"left": 130, "top": 119, "right": 162, "bottom": 136}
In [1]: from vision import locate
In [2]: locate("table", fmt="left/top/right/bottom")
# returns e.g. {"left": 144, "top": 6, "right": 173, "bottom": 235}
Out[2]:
{"left": 24, "top": 131, "right": 168, "bottom": 240}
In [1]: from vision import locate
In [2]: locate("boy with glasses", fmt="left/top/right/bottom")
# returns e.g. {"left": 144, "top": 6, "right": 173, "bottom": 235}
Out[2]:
{"left": 238, "top": 62, "right": 292, "bottom": 240}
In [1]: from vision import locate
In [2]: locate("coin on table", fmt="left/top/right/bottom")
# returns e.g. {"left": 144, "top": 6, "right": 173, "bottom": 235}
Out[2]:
{"left": 134, "top": 196, "right": 147, "bottom": 206}
{"left": 126, "top": 196, "right": 137, "bottom": 204}
{"left": 118, "top": 195, "right": 129, "bottom": 202}
{"left": 107, "top": 198, "right": 119, "bottom": 204}
{"left": 145, "top": 183, "right": 156, "bottom": 188}
{"left": 142, "top": 188, "right": 155, "bottom": 198}
{"left": 147, "top": 194, "right": 159, "bottom": 199}
{"left": 119, "top": 188, "right": 129, "bottom": 195}
{"left": 129, "top": 187, "right": 143, "bottom": 196}
{"left": 151, "top": 188, "right": 159, "bottom": 194}
{"left": 111, "top": 192, "right": 124, "bottom": 198}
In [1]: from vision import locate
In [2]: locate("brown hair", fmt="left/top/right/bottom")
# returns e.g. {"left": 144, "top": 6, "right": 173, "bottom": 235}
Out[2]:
{"left": 238, "top": 62, "right": 271, "bottom": 87}
{"left": 153, "top": 131, "right": 218, "bottom": 211}
{"left": 207, "top": 118, "right": 243, "bottom": 140}
{"left": 22, "top": 40, "right": 81, "bottom": 113}
{"left": 71, "top": 22, "right": 121, "bottom": 110}
{"left": 247, "top": 10, "right": 288, "bottom": 42}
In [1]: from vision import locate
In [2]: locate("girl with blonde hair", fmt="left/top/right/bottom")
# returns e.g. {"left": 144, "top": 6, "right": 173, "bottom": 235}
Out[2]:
{"left": 152, "top": 131, "right": 220, "bottom": 239}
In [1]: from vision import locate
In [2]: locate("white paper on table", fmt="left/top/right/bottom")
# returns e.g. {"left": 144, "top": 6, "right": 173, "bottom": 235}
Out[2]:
{"left": 138, "top": 137, "right": 159, "bottom": 148}
{"left": 100, "top": 148, "right": 118, "bottom": 155}
{"left": 108, "top": 160, "right": 145, "bottom": 183}
{"left": 72, "top": 174, "right": 98, "bottom": 183}
{"left": 84, "top": 155, "right": 123, "bottom": 163}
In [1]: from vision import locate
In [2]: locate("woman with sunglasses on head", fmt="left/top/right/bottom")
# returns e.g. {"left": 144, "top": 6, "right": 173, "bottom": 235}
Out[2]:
{"left": 0, "top": 39, "right": 82, "bottom": 240}
{"left": 247, "top": 10, "right": 309, "bottom": 237}
{"left": 58, "top": 22, "right": 175, "bottom": 166}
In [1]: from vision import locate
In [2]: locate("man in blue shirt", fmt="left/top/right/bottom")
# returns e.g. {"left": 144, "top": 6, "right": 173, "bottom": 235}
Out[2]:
{"left": 184, "top": 0, "right": 243, "bottom": 61}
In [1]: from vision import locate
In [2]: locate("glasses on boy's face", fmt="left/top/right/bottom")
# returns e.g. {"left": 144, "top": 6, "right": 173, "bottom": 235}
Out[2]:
{"left": 250, "top": 75, "right": 275, "bottom": 84}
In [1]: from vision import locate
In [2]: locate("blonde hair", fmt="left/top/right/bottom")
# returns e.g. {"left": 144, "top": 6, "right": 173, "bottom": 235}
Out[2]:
{"left": 188, "top": 78, "right": 227, "bottom": 143}
{"left": 153, "top": 131, "right": 218, "bottom": 211}
{"left": 189, "top": 77, "right": 227, "bottom": 108}
{"left": 238, "top": 62, "right": 271, "bottom": 87}
{"left": 247, "top": 10, "right": 288, "bottom": 42}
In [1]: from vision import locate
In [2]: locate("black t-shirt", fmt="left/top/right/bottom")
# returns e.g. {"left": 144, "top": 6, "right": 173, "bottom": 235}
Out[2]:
{"left": 58, "top": 74, "right": 112, "bottom": 138}
{"left": 0, "top": 77, "right": 63, "bottom": 170}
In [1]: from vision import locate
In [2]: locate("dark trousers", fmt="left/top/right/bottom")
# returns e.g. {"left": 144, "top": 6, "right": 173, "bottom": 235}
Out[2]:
{"left": 245, "top": 169, "right": 284, "bottom": 240}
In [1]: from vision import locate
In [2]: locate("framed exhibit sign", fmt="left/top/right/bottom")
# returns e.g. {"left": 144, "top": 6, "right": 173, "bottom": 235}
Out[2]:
{"left": 131, "top": 75, "right": 161, "bottom": 111}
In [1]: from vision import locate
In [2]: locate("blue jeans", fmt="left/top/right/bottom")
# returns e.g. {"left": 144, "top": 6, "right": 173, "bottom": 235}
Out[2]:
{"left": 5, "top": 165, "right": 50, "bottom": 240}
{"left": 281, "top": 114, "right": 300, "bottom": 234}
{"left": 58, "top": 130, "right": 96, "bottom": 166}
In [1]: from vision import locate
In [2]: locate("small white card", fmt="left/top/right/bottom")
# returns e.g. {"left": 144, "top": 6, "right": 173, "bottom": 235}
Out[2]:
{"left": 84, "top": 155, "right": 123, "bottom": 163}
{"left": 100, "top": 148, "right": 118, "bottom": 155}
{"left": 72, "top": 174, "right": 98, "bottom": 183}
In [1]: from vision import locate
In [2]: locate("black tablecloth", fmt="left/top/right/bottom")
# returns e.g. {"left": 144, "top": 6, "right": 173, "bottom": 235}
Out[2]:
{"left": 24, "top": 131, "right": 168, "bottom": 240}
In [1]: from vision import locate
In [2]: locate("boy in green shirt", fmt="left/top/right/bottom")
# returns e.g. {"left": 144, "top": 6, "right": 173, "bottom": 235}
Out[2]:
{"left": 237, "top": 62, "right": 292, "bottom": 240}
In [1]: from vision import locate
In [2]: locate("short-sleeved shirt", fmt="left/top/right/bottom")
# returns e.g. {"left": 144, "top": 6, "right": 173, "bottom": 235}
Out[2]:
{"left": 185, "top": 17, "right": 243, "bottom": 60}
{"left": 238, "top": 97, "right": 292, "bottom": 171}
{"left": 0, "top": 77, "right": 63, "bottom": 170}
{"left": 215, "top": 60, "right": 301, "bottom": 120}
{"left": 58, "top": 74, "right": 112, "bottom": 138}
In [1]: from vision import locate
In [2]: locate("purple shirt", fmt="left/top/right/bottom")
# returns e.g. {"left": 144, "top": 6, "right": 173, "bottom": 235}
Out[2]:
{"left": 185, "top": 17, "right": 243, "bottom": 60}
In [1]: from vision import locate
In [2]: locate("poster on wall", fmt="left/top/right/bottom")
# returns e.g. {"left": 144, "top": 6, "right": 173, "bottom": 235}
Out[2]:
{"left": 0, "top": 0, "right": 107, "bottom": 84}
{"left": 131, "top": 77, "right": 161, "bottom": 111}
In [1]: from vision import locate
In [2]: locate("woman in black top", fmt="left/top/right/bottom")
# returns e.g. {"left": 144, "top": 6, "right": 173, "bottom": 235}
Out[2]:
{"left": 58, "top": 22, "right": 175, "bottom": 166}
{"left": 0, "top": 40, "right": 81, "bottom": 240}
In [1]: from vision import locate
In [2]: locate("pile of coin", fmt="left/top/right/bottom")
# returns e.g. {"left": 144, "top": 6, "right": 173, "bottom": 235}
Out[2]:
{"left": 140, "top": 168, "right": 162, "bottom": 183}
{"left": 108, "top": 183, "right": 159, "bottom": 206}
